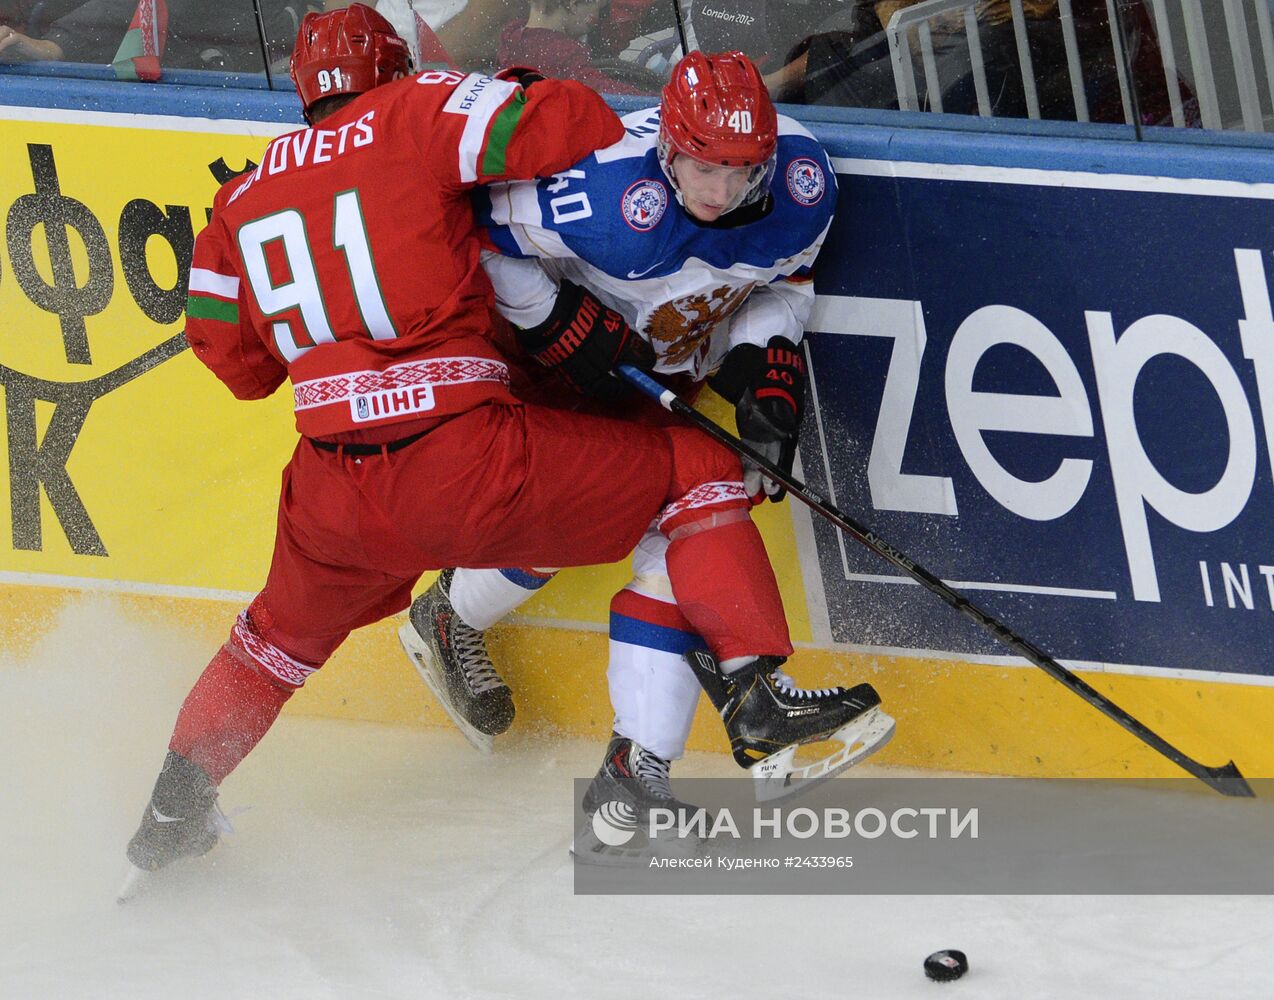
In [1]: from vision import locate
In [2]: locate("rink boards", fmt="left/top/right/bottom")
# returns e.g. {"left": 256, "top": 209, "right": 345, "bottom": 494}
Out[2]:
{"left": 1, "top": 78, "right": 1271, "bottom": 780}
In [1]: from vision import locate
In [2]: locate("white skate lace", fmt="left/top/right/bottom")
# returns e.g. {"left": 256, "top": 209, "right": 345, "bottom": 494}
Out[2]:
{"left": 768, "top": 668, "right": 839, "bottom": 700}
{"left": 453, "top": 620, "right": 507, "bottom": 695}
{"left": 634, "top": 749, "right": 675, "bottom": 801}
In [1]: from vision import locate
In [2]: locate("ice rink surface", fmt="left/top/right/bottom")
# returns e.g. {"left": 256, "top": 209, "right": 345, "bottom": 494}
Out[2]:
{"left": 2, "top": 598, "right": 1270, "bottom": 1000}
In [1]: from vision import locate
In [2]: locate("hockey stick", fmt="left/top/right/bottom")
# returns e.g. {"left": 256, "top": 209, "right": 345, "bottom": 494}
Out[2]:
{"left": 670, "top": 0, "right": 692, "bottom": 60}
{"left": 250, "top": 0, "right": 274, "bottom": 91}
{"left": 616, "top": 364, "right": 1256, "bottom": 799}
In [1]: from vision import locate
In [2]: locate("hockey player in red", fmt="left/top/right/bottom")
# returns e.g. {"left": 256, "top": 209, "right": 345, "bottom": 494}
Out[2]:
{"left": 123, "top": 6, "right": 858, "bottom": 881}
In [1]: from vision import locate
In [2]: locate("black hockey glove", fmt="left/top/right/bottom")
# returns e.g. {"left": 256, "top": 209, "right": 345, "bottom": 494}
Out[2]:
{"left": 515, "top": 279, "right": 654, "bottom": 401}
{"left": 709, "top": 336, "right": 807, "bottom": 503}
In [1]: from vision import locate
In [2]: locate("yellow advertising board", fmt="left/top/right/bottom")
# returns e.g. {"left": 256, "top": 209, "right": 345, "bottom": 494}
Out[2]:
{"left": 0, "top": 110, "right": 293, "bottom": 592}
{"left": 1, "top": 105, "right": 1268, "bottom": 783}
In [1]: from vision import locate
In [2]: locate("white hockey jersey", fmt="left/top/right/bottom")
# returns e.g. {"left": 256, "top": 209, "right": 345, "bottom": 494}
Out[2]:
{"left": 476, "top": 107, "right": 837, "bottom": 381}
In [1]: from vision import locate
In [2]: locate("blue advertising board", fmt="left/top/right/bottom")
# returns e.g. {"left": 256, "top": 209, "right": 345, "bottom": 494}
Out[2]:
{"left": 802, "top": 158, "right": 1274, "bottom": 680}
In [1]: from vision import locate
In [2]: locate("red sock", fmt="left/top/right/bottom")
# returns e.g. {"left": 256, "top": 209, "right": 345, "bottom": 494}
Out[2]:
{"left": 665, "top": 517, "right": 793, "bottom": 661}
{"left": 168, "top": 643, "right": 295, "bottom": 785}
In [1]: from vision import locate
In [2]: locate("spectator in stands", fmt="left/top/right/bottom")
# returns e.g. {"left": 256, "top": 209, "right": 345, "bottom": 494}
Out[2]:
{"left": 1, "top": 0, "right": 88, "bottom": 32}
{"left": 775, "top": 0, "right": 1183, "bottom": 125}
{"left": 497, "top": 0, "right": 644, "bottom": 94}
{"left": 0, "top": 0, "right": 94, "bottom": 59}
{"left": 434, "top": 0, "right": 670, "bottom": 73}
{"left": 433, "top": 0, "right": 520, "bottom": 69}
{"left": 1, "top": 0, "right": 304, "bottom": 71}
{"left": 777, "top": 0, "right": 1065, "bottom": 115}
{"left": 2, "top": 0, "right": 156, "bottom": 65}
{"left": 0, "top": 21, "right": 63, "bottom": 59}
{"left": 322, "top": 0, "right": 462, "bottom": 69}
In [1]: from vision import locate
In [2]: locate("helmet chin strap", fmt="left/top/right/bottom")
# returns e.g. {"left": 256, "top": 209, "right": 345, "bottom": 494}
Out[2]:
{"left": 656, "top": 133, "right": 686, "bottom": 208}
{"left": 661, "top": 159, "right": 688, "bottom": 210}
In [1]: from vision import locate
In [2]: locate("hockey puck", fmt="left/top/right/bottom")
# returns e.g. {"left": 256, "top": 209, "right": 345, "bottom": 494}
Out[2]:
{"left": 923, "top": 950, "right": 968, "bottom": 982}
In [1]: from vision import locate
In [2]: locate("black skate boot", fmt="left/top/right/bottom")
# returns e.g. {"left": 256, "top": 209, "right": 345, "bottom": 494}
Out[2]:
{"left": 125, "top": 751, "right": 223, "bottom": 873}
{"left": 399, "top": 569, "right": 515, "bottom": 753}
{"left": 581, "top": 734, "right": 692, "bottom": 818}
{"left": 574, "top": 735, "right": 705, "bottom": 866}
{"left": 687, "top": 651, "right": 895, "bottom": 798}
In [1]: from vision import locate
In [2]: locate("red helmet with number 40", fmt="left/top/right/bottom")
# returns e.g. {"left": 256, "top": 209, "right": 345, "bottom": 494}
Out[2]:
{"left": 658, "top": 51, "right": 778, "bottom": 210}
{"left": 290, "top": 3, "right": 411, "bottom": 121}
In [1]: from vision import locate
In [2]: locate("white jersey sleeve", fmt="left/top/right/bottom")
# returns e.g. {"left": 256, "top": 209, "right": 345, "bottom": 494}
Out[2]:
{"left": 726, "top": 269, "right": 818, "bottom": 351}
{"left": 481, "top": 249, "right": 557, "bottom": 328}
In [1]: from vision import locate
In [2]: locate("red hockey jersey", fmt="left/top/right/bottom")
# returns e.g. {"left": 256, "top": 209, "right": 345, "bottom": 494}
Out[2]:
{"left": 184, "top": 71, "right": 624, "bottom": 438}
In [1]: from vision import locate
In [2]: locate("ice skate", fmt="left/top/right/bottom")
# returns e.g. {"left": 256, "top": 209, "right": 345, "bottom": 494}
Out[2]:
{"left": 572, "top": 735, "right": 707, "bottom": 867}
{"left": 581, "top": 734, "right": 691, "bottom": 817}
{"left": 399, "top": 569, "right": 515, "bottom": 754}
{"left": 686, "top": 651, "right": 896, "bottom": 801}
{"left": 120, "top": 751, "right": 227, "bottom": 901}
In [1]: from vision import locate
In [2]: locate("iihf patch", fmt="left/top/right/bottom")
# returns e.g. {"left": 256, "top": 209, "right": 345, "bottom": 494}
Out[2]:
{"left": 785, "top": 158, "right": 826, "bottom": 207}
{"left": 621, "top": 179, "right": 668, "bottom": 231}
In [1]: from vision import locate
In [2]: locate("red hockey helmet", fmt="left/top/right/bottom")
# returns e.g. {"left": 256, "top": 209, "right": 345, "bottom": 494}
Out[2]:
{"left": 660, "top": 50, "right": 777, "bottom": 166}
{"left": 290, "top": 4, "right": 411, "bottom": 119}
{"left": 658, "top": 51, "right": 778, "bottom": 212}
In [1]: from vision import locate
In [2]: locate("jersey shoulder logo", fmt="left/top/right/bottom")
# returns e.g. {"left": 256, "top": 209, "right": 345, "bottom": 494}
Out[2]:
{"left": 442, "top": 73, "right": 500, "bottom": 116}
{"left": 621, "top": 179, "right": 669, "bottom": 232}
{"left": 785, "top": 157, "right": 826, "bottom": 207}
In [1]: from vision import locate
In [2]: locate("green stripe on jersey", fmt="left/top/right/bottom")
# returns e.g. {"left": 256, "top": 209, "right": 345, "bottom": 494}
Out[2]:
{"left": 186, "top": 294, "right": 239, "bottom": 324}
{"left": 479, "top": 93, "right": 527, "bottom": 178}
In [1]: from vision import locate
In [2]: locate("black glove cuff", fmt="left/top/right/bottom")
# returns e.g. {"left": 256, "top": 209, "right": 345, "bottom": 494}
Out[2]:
{"left": 710, "top": 336, "right": 805, "bottom": 411}
{"left": 514, "top": 279, "right": 586, "bottom": 357}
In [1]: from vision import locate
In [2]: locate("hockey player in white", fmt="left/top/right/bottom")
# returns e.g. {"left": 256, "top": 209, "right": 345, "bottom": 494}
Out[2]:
{"left": 399, "top": 51, "right": 895, "bottom": 821}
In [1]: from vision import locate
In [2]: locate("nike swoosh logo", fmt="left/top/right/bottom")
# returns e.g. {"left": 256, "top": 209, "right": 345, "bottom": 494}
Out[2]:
{"left": 626, "top": 261, "right": 666, "bottom": 279}
{"left": 152, "top": 805, "right": 185, "bottom": 824}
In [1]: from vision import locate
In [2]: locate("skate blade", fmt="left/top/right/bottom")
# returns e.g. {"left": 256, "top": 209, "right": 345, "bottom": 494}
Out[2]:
{"left": 570, "top": 821, "right": 709, "bottom": 868}
{"left": 749, "top": 707, "right": 897, "bottom": 802}
{"left": 398, "top": 622, "right": 494, "bottom": 755}
{"left": 569, "top": 835, "right": 653, "bottom": 868}
{"left": 116, "top": 863, "right": 152, "bottom": 904}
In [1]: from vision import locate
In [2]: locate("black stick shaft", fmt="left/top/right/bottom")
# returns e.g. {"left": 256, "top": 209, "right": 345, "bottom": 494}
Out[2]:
{"left": 617, "top": 365, "right": 1254, "bottom": 798}
{"left": 670, "top": 0, "right": 692, "bottom": 59}
{"left": 251, "top": 0, "right": 275, "bottom": 90}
